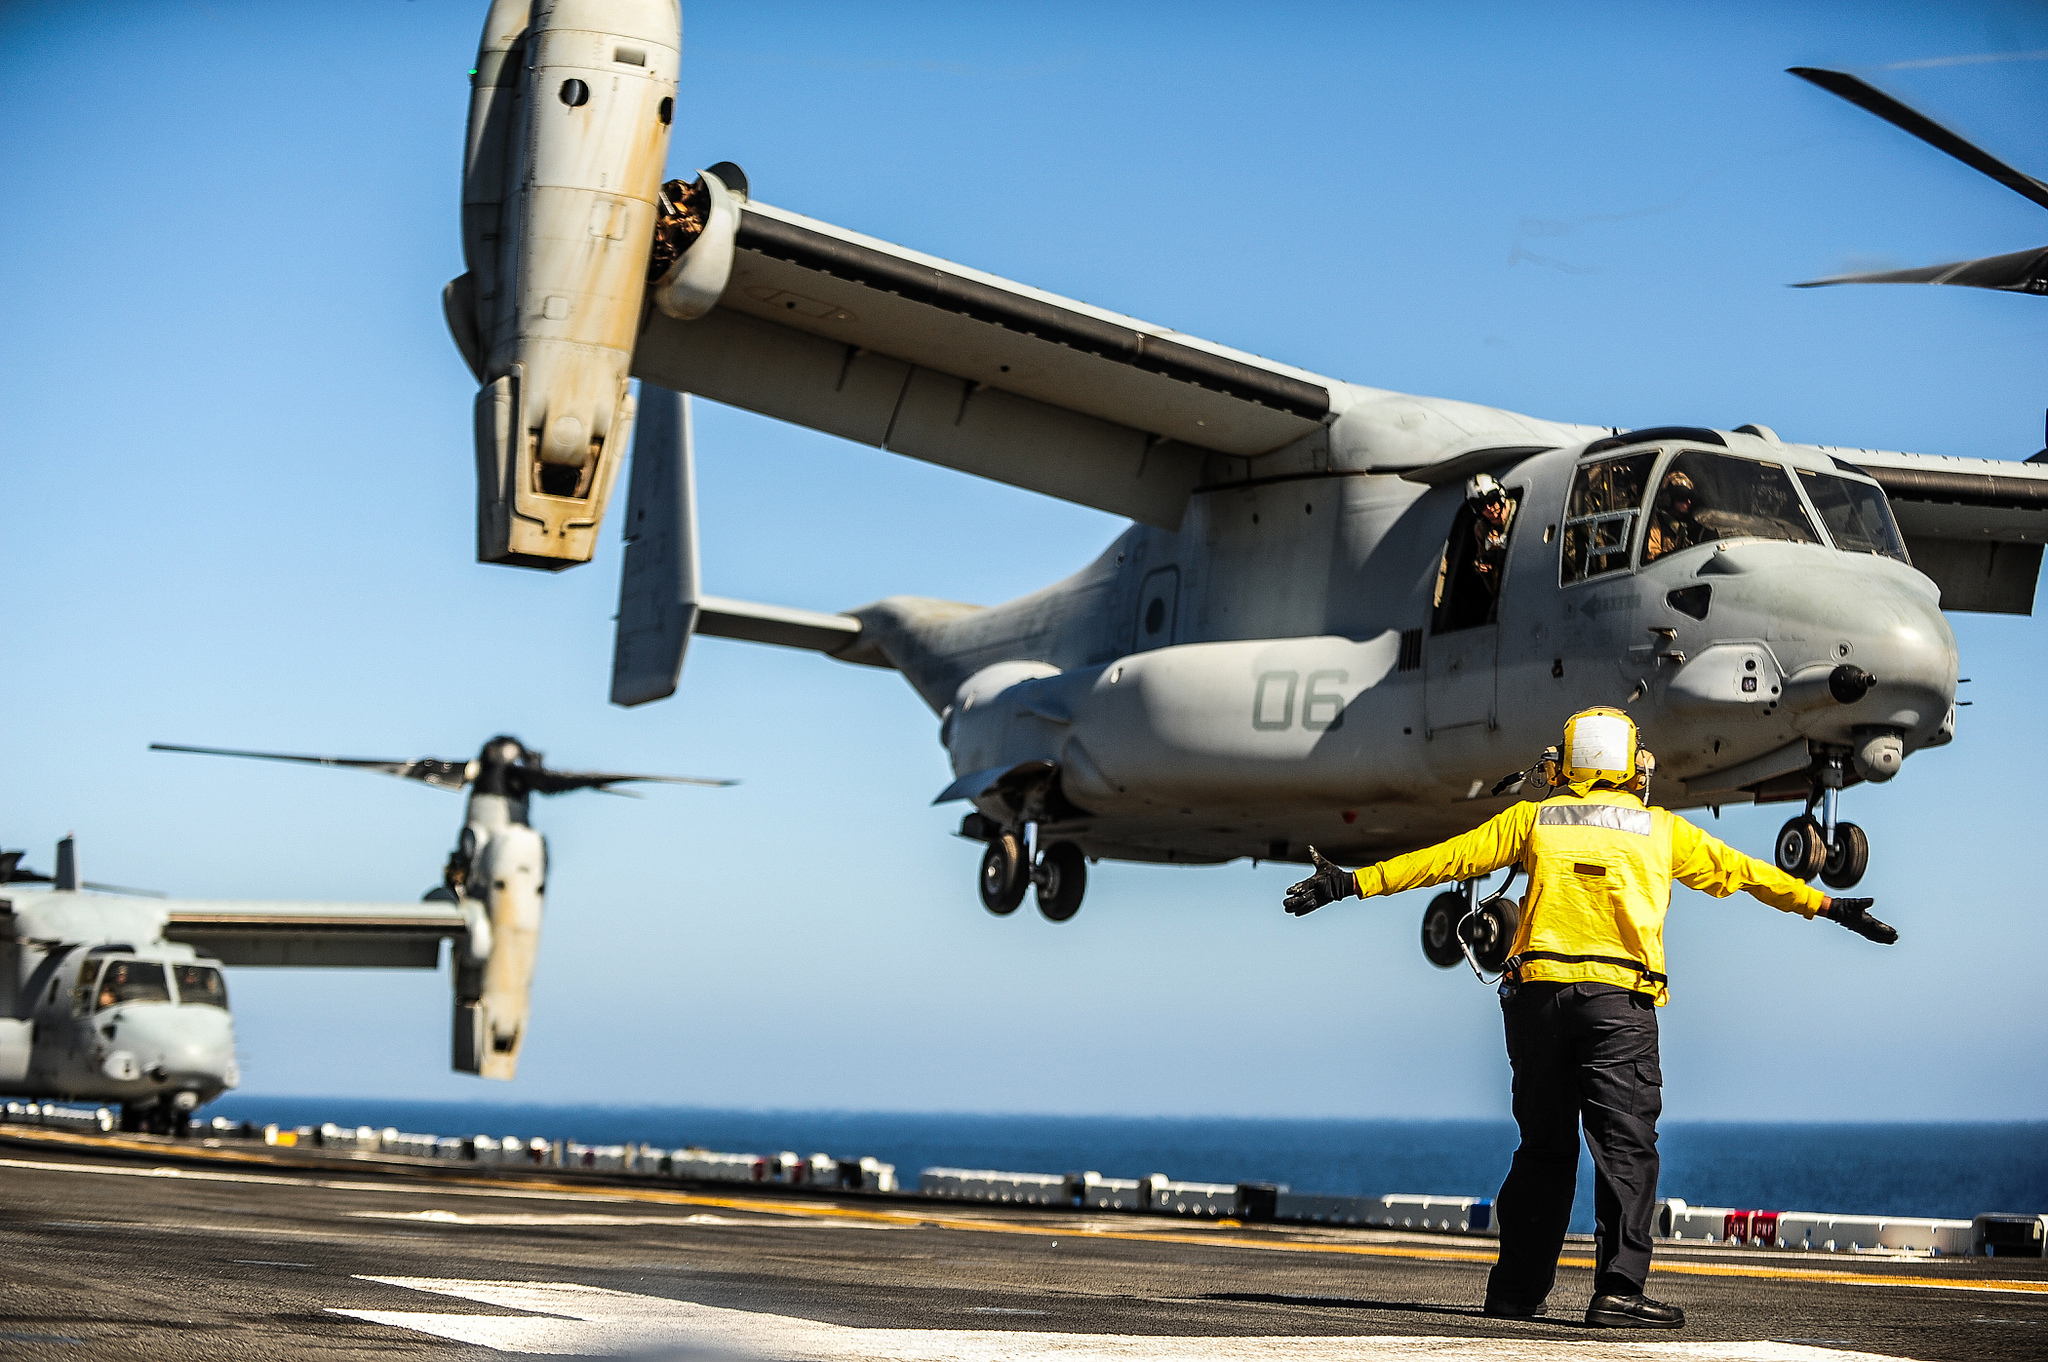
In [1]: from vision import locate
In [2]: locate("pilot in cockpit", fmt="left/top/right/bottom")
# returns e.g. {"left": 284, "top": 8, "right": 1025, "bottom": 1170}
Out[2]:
{"left": 1643, "top": 470, "right": 1705, "bottom": 563}
{"left": 1467, "top": 474, "right": 1516, "bottom": 596}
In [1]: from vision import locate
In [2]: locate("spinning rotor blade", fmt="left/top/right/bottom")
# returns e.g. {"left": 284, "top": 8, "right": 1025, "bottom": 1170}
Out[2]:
{"left": 1788, "top": 67, "right": 2048, "bottom": 213}
{"left": 150, "top": 743, "right": 473, "bottom": 790}
{"left": 524, "top": 768, "right": 737, "bottom": 795}
{"left": 1795, "top": 244, "right": 2048, "bottom": 294}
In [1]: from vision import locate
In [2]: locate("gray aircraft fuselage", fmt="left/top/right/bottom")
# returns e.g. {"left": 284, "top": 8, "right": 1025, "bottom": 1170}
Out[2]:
{"left": 854, "top": 427, "right": 1953, "bottom": 865}
{"left": 0, "top": 893, "right": 238, "bottom": 1119}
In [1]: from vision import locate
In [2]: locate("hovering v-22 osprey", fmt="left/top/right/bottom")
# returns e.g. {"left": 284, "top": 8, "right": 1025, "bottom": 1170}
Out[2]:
{"left": 441, "top": 0, "right": 2048, "bottom": 944}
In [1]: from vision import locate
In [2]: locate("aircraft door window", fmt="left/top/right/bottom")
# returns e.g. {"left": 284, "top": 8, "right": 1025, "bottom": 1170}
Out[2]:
{"left": 1642, "top": 451, "right": 1820, "bottom": 565}
{"left": 1560, "top": 454, "right": 1656, "bottom": 584}
{"left": 1432, "top": 489, "right": 1522, "bottom": 634}
{"left": 1797, "top": 469, "right": 1909, "bottom": 562}
{"left": 95, "top": 960, "right": 171, "bottom": 1010}
{"left": 173, "top": 965, "right": 228, "bottom": 1009}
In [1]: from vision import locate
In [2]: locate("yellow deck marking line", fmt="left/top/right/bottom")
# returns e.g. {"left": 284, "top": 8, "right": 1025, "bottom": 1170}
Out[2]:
{"left": 5, "top": 1129, "right": 2043, "bottom": 1296}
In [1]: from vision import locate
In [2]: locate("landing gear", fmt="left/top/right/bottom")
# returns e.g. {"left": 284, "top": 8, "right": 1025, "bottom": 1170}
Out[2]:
{"left": 978, "top": 832, "right": 1027, "bottom": 916}
{"left": 1821, "top": 822, "right": 1869, "bottom": 890}
{"left": 1775, "top": 816, "right": 1826, "bottom": 881}
{"left": 1035, "top": 842, "right": 1086, "bottom": 922}
{"left": 117, "top": 1102, "right": 190, "bottom": 1137}
{"left": 1779, "top": 753, "right": 1870, "bottom": 888}
{"left": 1421, "top": 892, "right": 1465, "bottom": 968}
{"left": 1461, "top": 895, "right": 1521, "bottom": 973}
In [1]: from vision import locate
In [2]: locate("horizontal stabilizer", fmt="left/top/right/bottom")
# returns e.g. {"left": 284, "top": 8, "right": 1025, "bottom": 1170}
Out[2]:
{"left": 697, "top": 595, "right": 866, "bottom": 656}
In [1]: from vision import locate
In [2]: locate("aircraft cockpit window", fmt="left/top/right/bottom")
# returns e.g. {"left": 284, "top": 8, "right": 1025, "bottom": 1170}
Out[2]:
{"left": 1642, "top": 451, "right": 1819, "bottom": 565}
{"left": 70, "top": 958, "right": 104, "bottom": 1016}
{"left": 1797, "top": 470, "right": 1909, "bottom": 562}
{"left": 1561, "top": 453, "right": 1657, "bottom": 584}
{"left": 95, "top": 960, "right": 171, "bottom": 1010}
{"left": 173, "top": 964, "right": 228, "bottom": 1009}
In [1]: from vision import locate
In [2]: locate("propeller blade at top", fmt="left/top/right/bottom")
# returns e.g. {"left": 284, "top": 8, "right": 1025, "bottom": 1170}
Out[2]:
{"left": 1788, "top": 67, "right": 2048, "bottom": 213}
{"left": 525, "top": 769, "right": 738, "bottom": 795}
{"left": 1795, "top": 244, "right": 2048, "bottom": 293}
{"left": 149, "top": 743, "right": 473, "bottom": 791}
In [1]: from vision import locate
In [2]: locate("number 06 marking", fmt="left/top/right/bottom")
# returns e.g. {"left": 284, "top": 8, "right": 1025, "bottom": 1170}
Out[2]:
{"left": 1253, "top": 670, "right": 1348, "bottom": 731}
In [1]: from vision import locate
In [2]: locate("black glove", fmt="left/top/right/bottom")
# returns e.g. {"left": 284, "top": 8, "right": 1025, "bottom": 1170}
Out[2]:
{"left": 1823, "top": 897, "right": 1897, "bottom": 945}
{"left": 1284, "top": 847, "right": 1359, "bottom": 916}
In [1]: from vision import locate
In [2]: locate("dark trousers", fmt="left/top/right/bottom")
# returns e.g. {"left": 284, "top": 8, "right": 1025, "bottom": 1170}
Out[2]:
{"left": 1486, "top": 981, "right": 1663, "bottom": 1306}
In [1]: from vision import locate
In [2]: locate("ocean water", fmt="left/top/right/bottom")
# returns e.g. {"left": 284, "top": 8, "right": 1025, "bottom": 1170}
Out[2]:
{"left": 206, "top": 1097, "right": 2048, "bottom": 1233}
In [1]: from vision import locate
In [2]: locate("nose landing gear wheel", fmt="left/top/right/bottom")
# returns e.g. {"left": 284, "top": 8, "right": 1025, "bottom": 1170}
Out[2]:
{"left": 1775, "top": 816, "right": 1826, "bottom": 882}
{"left": 1035, "top": 841, "right": 1086, "bottom": 922}
{"left": 1820, "top": 821, "right": 1869, "bottom": 889}
{"left": 1421, "top": 892, "right": 1466, "bottom": 968}
{"left": 978, "top": 833, "right": 1027, "bottom": 915}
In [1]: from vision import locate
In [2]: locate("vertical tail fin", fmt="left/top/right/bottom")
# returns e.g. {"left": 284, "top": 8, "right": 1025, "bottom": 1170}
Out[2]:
{"left": 610, "top": 383, "right": 700, "bottom": 706}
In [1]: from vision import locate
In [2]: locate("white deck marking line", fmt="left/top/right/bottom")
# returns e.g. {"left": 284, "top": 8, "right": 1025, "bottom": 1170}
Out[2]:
{"left": 331, "top": 1277, "right": 1919, "bottom": 1361}
{"left": 6, "top": 1156, "right": 2041, "bottom": 1298}
{"left": 347, "top": 1210, "right": 901, "bottom": 1229}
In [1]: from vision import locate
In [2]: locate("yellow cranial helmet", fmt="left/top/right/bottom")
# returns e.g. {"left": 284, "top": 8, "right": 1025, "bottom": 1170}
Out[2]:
{"left": 1561, "top": 707, "right": 1638, "bottom": 791}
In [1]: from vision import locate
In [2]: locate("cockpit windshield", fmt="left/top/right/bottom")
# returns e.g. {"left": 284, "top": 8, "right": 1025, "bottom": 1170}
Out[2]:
{"left": 1641, "top": 451, "right": 1819, "bottom": 565}
{"left": 1561, "top": 453, "right": 1657, "bottom": 584}
{"left": 173, "top": 964, "right": 228, "bottom": 1008}
{"left": 1797, "top": 469, "right": 1909, "bottom": 562}
{"left": 96, "top": 960, "right": 171, "bottom": 1010}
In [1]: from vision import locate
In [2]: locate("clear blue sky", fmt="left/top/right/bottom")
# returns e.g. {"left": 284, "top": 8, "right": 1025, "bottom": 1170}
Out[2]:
{"left": 3, "top": 2, "right": 2044, "bottom": 1119}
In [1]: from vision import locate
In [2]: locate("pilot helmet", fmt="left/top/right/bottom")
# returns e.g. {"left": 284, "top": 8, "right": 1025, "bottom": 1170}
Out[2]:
{"left": 1466, "top": 472, "right": 1508, "bottom": 507}
{"left": 1664, "top": 470, "right": 1698, "bottom": 505}
{"left": 1560, "top": 707, "right": 1638, "bottom": 791}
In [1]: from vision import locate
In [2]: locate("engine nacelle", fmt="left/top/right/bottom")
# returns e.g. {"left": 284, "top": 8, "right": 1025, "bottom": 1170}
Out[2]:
{"left": 451, "top": 0, "right": 680, "bottom": 570}
{"left": 451, "top": 814, "right": 547, "bottom": 1080}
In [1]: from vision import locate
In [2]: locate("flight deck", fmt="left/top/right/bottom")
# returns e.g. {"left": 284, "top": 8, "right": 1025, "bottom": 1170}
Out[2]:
{"left": 1, "top": 1124, "right": 2042, "bottom": 1361}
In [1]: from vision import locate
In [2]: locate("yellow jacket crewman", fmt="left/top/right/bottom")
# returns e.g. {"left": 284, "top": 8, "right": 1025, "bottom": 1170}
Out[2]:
{"left": 1281, "top": 707, "right": 1897, "bottom": 1329}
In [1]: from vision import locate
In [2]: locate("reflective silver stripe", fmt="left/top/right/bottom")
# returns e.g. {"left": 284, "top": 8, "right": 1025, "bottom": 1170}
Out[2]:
{"left": 1537, "top": 803, "right": 1652, "bottom": 835}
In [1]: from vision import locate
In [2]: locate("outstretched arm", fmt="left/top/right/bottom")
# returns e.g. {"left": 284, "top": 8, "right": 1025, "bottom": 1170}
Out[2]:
{"left": 1669, "top": 819, "right": 1828, "bottom": 915}
{"left": 1670, "top": 820, "right": 1898, "bottom": 943}
{"left": 1283, "top": 805, "right": 1535, "bottom": 917}
{"left": 1358, "top": 803, "right": 1539, "bottom": 898}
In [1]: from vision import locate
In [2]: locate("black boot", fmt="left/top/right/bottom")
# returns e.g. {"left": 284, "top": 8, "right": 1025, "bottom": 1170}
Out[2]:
{"left": 1586, "top": 1293, "right": 1684, "bottom": 1328}
{"left": 1482, "top": 1295, "right": 1546, "bottom": 1319}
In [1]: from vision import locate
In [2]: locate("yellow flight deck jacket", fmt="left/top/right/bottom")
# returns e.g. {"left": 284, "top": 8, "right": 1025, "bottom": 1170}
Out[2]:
{"left": 1354, "top": 788, "right": 1829, "bottom": 1004}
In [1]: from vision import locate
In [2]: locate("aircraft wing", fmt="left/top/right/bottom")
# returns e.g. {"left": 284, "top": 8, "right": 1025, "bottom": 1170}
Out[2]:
{"left": 631, "top": 200, "right": 1339, "bottom": 531}
{"left": 159, "top": 899, "right": 471, "bottom": 969}
{"left": 1822, "top": 447, "right": 2048, "bottom": 613}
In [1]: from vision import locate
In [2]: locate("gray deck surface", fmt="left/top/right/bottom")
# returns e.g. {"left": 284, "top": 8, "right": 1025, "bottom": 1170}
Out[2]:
{"left": 0, "top": 1131, "right": 2042, "bottom": 1360}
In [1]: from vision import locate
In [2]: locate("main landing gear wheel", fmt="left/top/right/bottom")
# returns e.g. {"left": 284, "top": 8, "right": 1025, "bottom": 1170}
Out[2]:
{"left": 1421, "top": 892, "right": 1466, "bottom": 968}
{"left": 1036, "top": 841, "right": 1086, "bottom": 922}
{"left": 1461, "top": 897, "right": 1522, "bottom": 974}
{"left": 1820, "top": 821, "right": 1869, "bottom": 890}
{"left": 1775, "top": 816, "right": 1827, "bottom": 882}
{"left": 979, "top": 832, "right": 1028, "bottom": 915}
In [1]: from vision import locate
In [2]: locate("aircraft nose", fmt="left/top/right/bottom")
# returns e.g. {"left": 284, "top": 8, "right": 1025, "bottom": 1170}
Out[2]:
{"left": 1776, "top": 572, "right": 1957, "bottom": 750}
{"left": 110, "top": 1006, "right": 237, "bottom": 1092}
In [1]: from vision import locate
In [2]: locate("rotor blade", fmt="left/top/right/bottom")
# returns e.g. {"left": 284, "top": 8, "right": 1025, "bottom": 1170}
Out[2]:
{"left": 82, "top": 880, "right": 168, "bottom": 898}
{"left": 525, "top": 769, "right": 738, "bottom": 795}
{"left": 150, "top": 743, "right": 473, "bottom": 790}
{"left": 1794, "top": 244, "right": 2048, "bottom": 293}
{"left": 1788, "top": 67, "right": 2048, "bottom": 213}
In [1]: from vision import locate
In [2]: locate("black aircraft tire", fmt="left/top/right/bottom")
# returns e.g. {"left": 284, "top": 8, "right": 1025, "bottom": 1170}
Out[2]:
{"left": 978, "top": 834, "right": 1027, "bottom": 916}
{"left": 1036, "top": 842, "right": 1086, "bottom": 922}
{"left": 1775, "top": 816, "right": 1826, "bottom": 882}
{"left": 1820, "top": 822, "right": 1870, "bottom": 890}
{"left": 1464, "top": 897, "right": 1522, "bottom": 974}
{"left": 1421, "top": 892, "right": 1466, "bottom": 968}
